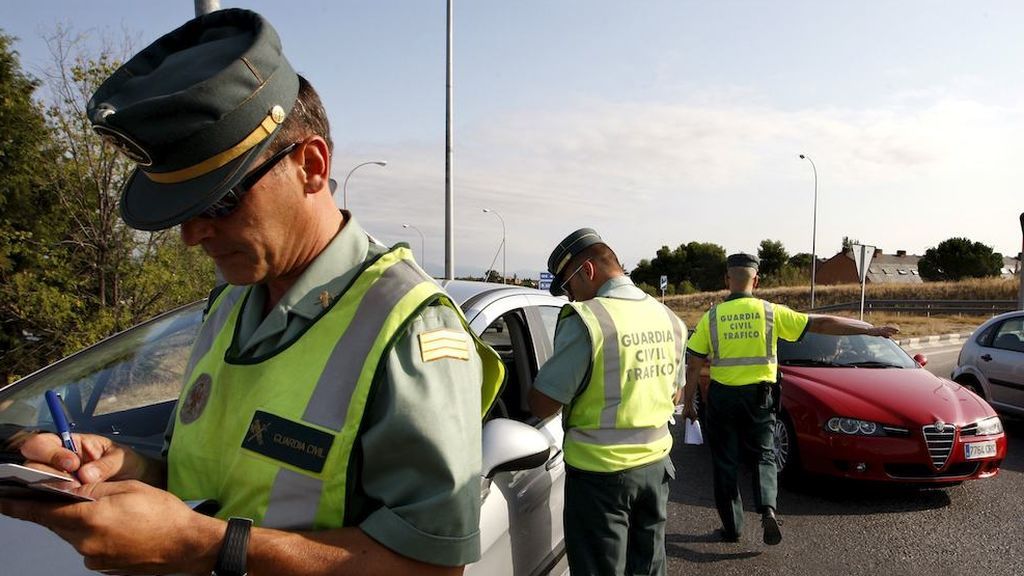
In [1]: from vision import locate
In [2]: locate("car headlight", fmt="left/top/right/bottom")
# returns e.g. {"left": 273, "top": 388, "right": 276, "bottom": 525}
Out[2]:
{"left": 975, "top": 416, "right": 1003, "bottom": 436}
{"left": 825, "top": 417, "right": 886, "bottom": 436}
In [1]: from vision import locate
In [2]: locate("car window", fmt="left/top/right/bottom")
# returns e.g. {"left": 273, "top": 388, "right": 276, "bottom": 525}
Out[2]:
{"left": 975, "top": 321, "right": 999, "bottom": 347}
{"left": 991, "top": 317, "right": 1024, "bottom": 353}
{"left": 0, "top": 307, "right": 202, "bottom": 429}
{"left": 779, "top": 332, "right": 916, "bottom": 368}
{"left": 535, "top": 306, "right": 562, "bottom": 355}
{"left": 482, "top": 311, "right": 539, "bottom": 423}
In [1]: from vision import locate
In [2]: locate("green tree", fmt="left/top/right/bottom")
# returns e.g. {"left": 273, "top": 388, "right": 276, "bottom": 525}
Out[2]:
{"left": 788, "top": 252, "right": 813, "bottom": 271}
{"left": 757, "top": 239, "right": 789, "bottom": 280}
{"left": 918, "top": 237, "right": 1003, "bottom": 281}
{"left": 841, "top": 236, "right": 860, "bottom": 253}
{"left": 0, "top": 29, "right": 212, "bottom": 384}
{"left": 684, "top": 241, "right": 727, "bottom": 291}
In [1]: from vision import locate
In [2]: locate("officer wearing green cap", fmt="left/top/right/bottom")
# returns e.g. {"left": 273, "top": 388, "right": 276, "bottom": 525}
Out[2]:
{"left": 529, "top": 228, "right": 687, "bottom": 576}
{"left": 1, "top": 9, "right": 503, "bottom": 575}
{"left": 683, "top": 252, "right": 899, "bottom": 546}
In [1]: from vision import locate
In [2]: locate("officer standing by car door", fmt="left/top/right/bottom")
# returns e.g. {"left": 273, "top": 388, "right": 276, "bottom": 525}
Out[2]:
{"left": 683, "top": 253, "right": 899, "bottom": 545}
{"left": 529, "top": 228, "right": 687, "bottom": 576}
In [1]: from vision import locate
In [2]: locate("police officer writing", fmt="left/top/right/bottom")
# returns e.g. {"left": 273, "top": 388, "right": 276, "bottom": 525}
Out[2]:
{"left": 0, "top": 10, "right": 503, "bottom": 575}
{"left": 529, "top": 229, "right": 687, "bottom": 576}
{"left": 683, "top": 253, "right": 898, "bottom": 546}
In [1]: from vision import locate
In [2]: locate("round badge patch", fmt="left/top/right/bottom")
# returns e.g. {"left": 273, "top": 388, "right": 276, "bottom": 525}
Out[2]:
{"left": 180, "top": 373, "right": 212, "bottom": 425}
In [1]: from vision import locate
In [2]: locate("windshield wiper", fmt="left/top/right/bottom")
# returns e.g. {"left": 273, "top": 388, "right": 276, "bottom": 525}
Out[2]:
{"left": 781, "top": 359, "right": 845, "bottom": 367}
{"left": 837, "top": 361, "right": 903, "bottom": 369}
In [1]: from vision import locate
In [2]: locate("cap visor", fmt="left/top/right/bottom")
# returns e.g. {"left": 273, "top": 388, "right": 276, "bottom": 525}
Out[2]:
{"left": 120, "top": 135, "right": 277, "bottom": 231}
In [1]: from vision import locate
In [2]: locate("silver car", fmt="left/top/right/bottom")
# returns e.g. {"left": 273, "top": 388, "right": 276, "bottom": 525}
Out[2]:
{"left": 0, "top": 280, "right": 570, "bottom": 576}
{"left": 952, "top": 310, "right": 1024, "bottom": 418}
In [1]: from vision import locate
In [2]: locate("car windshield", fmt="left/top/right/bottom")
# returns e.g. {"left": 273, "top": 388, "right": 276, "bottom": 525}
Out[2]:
{"left": 0, "top": 305, "right": 203, "bottom": 431}
{"left": 778, "top": 333, "right": 916, "bottom": 369}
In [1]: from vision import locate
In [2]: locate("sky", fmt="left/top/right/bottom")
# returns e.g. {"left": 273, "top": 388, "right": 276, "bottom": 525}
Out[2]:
{"left": 4, "top": 0, "right": 1023, "bottom": 279}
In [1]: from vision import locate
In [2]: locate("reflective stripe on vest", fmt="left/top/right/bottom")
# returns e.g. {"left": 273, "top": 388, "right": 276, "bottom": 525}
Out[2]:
{"left": 263, "top": 259, "right": 431, "bottom": 528}
{"left": 168, "top": 247, "right": 502, "bottom": 530}
{"left": 709, "top": 300, "right": 775, "bottom": 367}
{"left": 562, "top": 295, "right": 680, "bottom": 471}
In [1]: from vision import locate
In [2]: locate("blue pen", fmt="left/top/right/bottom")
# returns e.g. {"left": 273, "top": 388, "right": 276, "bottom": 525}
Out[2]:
{"left": 45, "top": 390, "right": 78, "bottom": 454}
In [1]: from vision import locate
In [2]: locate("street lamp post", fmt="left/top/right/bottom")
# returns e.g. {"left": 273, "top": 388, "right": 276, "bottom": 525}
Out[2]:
{"left": 799, "top": 154, "right": 818, "bottom": 310}
{"left": 342, "top": 160, "right": 387, "bottom": 210}
{"left": 482, "top": 208, "right": 506, "bottom": 284}
{"left": 402, "top": 223, "right": 426, "bottom": 265}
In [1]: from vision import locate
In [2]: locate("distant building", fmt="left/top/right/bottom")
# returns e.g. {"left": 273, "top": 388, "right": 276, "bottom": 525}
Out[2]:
{"left": 815, "top": 249, "right": 923, "bottom": 285}
{"left": 1001, "top": 256, "right": 1021, "bottom": 279}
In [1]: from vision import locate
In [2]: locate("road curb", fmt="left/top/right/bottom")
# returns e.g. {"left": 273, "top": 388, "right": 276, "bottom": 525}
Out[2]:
{"left": 897, "top": 332, "right": 973, "bottom": 349}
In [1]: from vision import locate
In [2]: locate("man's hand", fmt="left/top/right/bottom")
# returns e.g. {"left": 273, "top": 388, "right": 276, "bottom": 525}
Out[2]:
{"left": 16, "top": 432, "right": 164, "bottom": 487}
{"left": 0, "top": 480, "right": 221, "bottom": 574}
{"left": 867, "top": 325, "right": 900, "bottom": 339}
{"left": 683, "top": 404, "right": 698, "bottom": 423}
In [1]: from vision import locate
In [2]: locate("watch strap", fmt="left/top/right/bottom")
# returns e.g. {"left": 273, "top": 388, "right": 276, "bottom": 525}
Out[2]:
{"left": 213, "top": 517, "right": 252, "bottom": 576}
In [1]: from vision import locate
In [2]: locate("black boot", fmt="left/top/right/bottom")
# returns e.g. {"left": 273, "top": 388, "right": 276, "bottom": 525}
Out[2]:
{"left": 761, "top": 508, "right": 782, "bottom": 545}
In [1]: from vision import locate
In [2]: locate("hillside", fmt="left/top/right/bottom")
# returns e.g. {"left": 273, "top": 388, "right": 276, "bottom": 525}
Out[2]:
{"left": 664, "top": 277, "right": 1019, "bottom": 337}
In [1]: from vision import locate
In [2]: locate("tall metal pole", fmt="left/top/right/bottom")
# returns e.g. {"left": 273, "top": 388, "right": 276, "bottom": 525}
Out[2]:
{"left": 342, "top": 160, "right": 387, "bottom": 210}
{"left": 444, "top": 0, "right": 455, "bottom": 280}
{"left": 1018, "top": 213, "right": 1024, "bottom": 310}
{"left": 800, "top": 154, "right": 818, "bottom": 309}
{"left": 402, "top": 223, "right": 426, "bottom": 265}
{"left": 194, "top": 0, "right": 219, "bottom": 16}
{"left": 482, "top": 209, "right": 506, "bottom": 284}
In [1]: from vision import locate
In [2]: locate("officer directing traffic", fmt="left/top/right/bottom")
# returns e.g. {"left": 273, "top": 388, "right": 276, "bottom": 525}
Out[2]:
{"left": 529, "top": 228, "right": 687, "bottom": 576}
{"left": 0, "top": 9, "right": 502, "bottom": 575}
{"left": 683, "top": 253, "right": 898, "bottom": 546}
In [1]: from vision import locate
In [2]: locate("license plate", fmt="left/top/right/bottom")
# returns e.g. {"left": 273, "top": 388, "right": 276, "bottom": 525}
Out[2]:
{"left": 964, "top": 441, "right": 997, "bottom": 460}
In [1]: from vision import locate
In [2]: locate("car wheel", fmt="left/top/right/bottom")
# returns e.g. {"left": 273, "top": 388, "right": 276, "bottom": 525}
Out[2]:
{"left": 773, "top": 412, "right": 800, "bottom": 484}
{"left": 955, "top": 376, "right": 984, "bottom": 399}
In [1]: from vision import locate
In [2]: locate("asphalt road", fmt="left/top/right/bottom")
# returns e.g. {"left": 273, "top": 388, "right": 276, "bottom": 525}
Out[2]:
{"left": 664, "top": 344, "right": 1024, "bottom": 576}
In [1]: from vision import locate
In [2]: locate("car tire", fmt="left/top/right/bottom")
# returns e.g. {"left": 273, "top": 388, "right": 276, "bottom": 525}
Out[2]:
{"left": 774, "top": 412, "right": 801, "bottom": 485}
{"left": 955, "top": 375, "right": 984, "bottom": 399}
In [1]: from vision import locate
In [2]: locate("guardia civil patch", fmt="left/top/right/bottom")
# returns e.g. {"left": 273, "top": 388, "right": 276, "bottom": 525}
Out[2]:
{"left": 179, "top": 373, "right": 212, "bottom": 425}
{"left": 241, "top": 410, "right": 334, "bottom": 474}
{"left": 418, "top": 328, "right": 471, "bottom": 362}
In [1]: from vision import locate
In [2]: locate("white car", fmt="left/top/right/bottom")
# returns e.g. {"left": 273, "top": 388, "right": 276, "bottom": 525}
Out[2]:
{"left": 0, "top": 280, "right": 570, "bottom": 576}
{"left": 952, "top": 310, "right": 1024, "bottom": 418}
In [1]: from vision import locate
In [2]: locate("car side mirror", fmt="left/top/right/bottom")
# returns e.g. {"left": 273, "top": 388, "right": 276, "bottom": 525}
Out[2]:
{"left": 481, "top": 418, "right": 551, "bottom": 479}
{"left": 914, "top": 353, "right": 928, "bottom": 367}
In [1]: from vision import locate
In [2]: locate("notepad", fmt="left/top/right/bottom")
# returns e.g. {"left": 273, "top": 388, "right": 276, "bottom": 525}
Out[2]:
{"left": 0, "top": 463, "right": 93, "bottom": 502}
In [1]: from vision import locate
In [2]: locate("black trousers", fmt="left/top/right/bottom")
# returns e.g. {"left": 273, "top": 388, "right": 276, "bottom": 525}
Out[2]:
{"left": 564, "top": 456, "right": 675, "bottom": 576}
{"left": 705, "top": 381, "right": 777, "bottom": 535}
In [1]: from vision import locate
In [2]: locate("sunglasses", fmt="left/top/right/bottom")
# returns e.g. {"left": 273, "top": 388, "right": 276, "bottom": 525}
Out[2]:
{"left": 559, "top": 259, "right": 590, "bottom": 296}
{"left": 198, "top": 142, "right": 300, "bottom": 219}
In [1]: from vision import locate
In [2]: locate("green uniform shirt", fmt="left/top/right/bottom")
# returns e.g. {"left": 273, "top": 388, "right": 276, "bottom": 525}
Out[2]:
{"left": 534, "top": 276, "right": 686, "bottom": 405}
{"left": 174, "top": 213, "right": 484, "bottom": 565}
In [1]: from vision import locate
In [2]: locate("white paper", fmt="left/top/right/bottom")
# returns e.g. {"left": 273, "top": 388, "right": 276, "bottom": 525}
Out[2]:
{"left": 684, "top": 419, "right": 703, "bottom": 445}
{"left": 0, "top": 462, "right": 74, "bottom": 484}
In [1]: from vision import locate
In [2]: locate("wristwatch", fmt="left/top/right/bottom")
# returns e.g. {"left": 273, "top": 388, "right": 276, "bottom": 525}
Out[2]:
{"left": 212, "top": 517, "right": 253, "bottom": 576}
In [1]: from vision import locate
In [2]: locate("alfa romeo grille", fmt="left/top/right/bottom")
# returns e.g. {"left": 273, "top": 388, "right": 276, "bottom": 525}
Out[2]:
{"left": 922, "top": 424, "right": 956, "bottom": 469}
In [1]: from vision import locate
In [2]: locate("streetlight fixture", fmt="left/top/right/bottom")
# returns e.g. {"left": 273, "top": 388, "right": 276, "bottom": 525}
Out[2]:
{"left": 482, "top": 208, "right": 506, "bottom": 284}
{"left": 402, "top": 223, "right": 426, "bottom": 265}
{"left": 799, "top": 154, "right": 818, "bottom": 310}
{"left": 341, "top": 160, "right": 387, "bottom": 210}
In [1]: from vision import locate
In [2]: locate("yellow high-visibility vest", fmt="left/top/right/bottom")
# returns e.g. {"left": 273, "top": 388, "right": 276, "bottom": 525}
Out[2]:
{"left": 562, "top": 296, "right": 685, "bottom": 472}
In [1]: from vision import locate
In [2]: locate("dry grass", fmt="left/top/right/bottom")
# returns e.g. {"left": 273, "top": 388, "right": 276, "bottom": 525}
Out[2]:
{"left": 667, "top": 277, "right": 1016, "bottom": 338}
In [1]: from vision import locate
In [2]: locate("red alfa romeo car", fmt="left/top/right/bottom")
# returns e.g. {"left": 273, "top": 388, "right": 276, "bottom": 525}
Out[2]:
{"left": 701, "top": 332, "right": 1007, "bottom": 484}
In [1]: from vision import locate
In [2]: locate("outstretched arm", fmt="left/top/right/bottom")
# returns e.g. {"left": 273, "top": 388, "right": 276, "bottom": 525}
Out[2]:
{"left": 807, "top": 315, "right": 899, "bottom": 338}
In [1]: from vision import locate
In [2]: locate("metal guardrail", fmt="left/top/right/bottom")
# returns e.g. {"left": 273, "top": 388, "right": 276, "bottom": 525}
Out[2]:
{"left": 809, "top": 300, "right": 1018, "bottom": 316}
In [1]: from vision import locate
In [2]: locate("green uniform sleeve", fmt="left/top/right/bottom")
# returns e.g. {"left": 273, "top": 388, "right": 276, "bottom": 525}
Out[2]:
{"left": 686, "top": 312, "right": 711, "bottom": 358}
{"left": 674, "top": 317, "right": 688, "bottom": 389}
{"left": 532, "top": 311, "right": 592, "bottom": 405}
{"left": 773, "top": 303, "right": 810, "bottom": 342}
{"left": 358, "top": 304, "right": 483, "bottom": 567}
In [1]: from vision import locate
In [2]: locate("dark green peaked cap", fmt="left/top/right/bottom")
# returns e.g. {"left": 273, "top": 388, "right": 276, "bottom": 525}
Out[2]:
{"left": 88, "top": 8, "right": 299, "bottom": 231}
{"left": 547, "top": 228, "right": 605, "bottom": 296}
{"left": 727, "top": 252, "right": 760, "bottom": 270}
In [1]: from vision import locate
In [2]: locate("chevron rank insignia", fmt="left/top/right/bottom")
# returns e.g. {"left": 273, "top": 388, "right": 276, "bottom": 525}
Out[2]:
{"left": 418, "top": 328, "right": 471, "bottom": 362}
